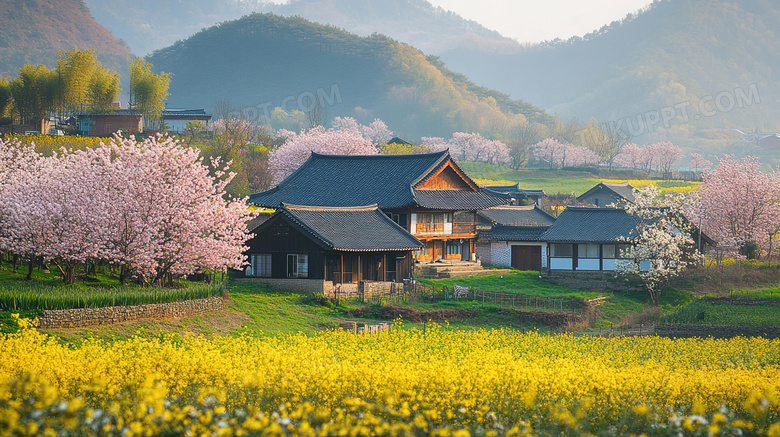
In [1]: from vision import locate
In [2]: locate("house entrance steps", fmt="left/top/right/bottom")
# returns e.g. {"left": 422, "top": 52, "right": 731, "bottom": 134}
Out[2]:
{"left": 414, "top": 260, "right": 512, "bottom": 279}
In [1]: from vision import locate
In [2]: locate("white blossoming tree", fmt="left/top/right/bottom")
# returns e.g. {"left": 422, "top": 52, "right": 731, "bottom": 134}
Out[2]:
{"left": 616, "top": 185, "right": 702, "bottom": 306}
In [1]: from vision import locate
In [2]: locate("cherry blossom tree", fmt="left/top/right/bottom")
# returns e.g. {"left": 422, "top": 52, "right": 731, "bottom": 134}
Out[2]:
{"left": 422, "top": 132, "right": 511, "bottom": 166}
{"left": 689, "top": 153, "right": 712, "bottom": 176}
{"left": 0, "top": 138, "right": 43, "bottom": 275}
{"left": 99, "top": 135, "right": 254, "bottom": 284}
{"left": 685, "top": 155, "right": 780, "bottom": 260}
{"left": 269, "top": 126, "right": 378, "bottom": 184}
{"left": 0, "top": 135, "right": 254, "bottom": 284}
{"left": 331, "top": 117, "right": 393, "bottom": 146}
{"left": 616, "top": 185, "right": 702, "bottom": 306}
{"left": 0, "top": 154, "right": 60, "bottom": 280}
{"left": 651, "top": 142, "right": 682, "bottom": 175}
{"left": 531, "top": 138, "right": 601, "bottom": 169}
{"left": 614, "top": 143, "right": 642, "bottom": 169}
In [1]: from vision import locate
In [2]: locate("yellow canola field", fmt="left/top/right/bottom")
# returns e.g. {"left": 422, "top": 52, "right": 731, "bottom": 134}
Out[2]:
{"left": 0, "top": 322, "right": 779, "bottom": 436}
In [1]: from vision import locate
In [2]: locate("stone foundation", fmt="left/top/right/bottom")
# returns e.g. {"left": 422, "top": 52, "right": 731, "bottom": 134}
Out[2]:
{"left": 39, "top": 296, "right": 225, "bottom": 329}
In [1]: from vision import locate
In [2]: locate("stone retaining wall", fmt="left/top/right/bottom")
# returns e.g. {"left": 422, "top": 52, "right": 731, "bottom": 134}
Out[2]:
{"left": 39, "top": 296, "right": 225, "bottom": 329}
{"left": 655, "top": 323, "right": 780, "bottom": 339}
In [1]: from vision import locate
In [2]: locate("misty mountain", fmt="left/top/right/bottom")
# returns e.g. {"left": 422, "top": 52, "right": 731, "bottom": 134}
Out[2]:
{"left": 438, "top": 0, "right": 780, "bottom": 137}
{"left": 145, "top": 13, "right": 552, "bottom": 139}
{"left": 0, "top": 0, "right": 132, "bottom": 81}
{"left": 83, "top": 0, "right": 514, "bottom": 58}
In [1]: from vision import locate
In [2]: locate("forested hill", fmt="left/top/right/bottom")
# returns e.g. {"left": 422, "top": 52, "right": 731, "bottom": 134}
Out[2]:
{"left": 439, "top": 0, "right": 780, "bottom": 135}
{"left": 83, "top": 0, "right": 514, "bottom": 58}
{"left": 146, "top": 13, "right": 553, "bottom": 139}
{"left": 0, "top": 0, "right": 131, "bottom": 80}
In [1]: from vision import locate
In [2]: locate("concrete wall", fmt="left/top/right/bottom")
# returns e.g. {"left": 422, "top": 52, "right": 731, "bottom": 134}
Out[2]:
{"left": 39, "top": 296, "right": 224, "bottom": 329}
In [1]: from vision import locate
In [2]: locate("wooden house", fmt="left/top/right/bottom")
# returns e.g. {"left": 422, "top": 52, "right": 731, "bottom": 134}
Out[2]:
{"left": 476, "top": 205, "right": 556, "bottom": 271}
{"left": 249, "top": 150, "right": 509, "bottom": 264}
{"left": 77, "top": 110, "right": 143, "bottom": 136}
{"left": 161, "top": 109, "right": 212, "bottom": 133}
{"left": 542, "top": 207, "right": 641, "bottom": 271}
{"left": 577, "top": 182, "right": 636, "bottom": 207}
{"left": 245, "top": 204, "right": 422, "bottom": 294}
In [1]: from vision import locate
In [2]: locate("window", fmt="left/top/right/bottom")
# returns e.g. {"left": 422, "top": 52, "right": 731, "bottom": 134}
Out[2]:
{"left": 550, "top": 244, "right": 572, "bottom": 257}
{"left": 390, "top": 213, "right": 407, "bottom": 228}
{"left": 446, "top": 240, "right": 462, "bottom": 255}
{"left": 416, "top": 212, "right": 452, "bottom": 234}
{"left": 250, "top": 254, "right": 272, "bottom": 277}
{"left": 602, "top": 244, "right": 616, "bottom": 259}
{"left": 287, "top": 254, "right": 308, "bottom": 278}
{"left": 578, "top": 244, "right": 599, "bottom": 259}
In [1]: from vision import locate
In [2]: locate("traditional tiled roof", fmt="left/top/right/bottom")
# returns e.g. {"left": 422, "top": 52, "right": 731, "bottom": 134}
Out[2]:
{"left": 162, "top": 109, "right": 210, "bottom": 116}
{"left": 478, "top": 205, "right": 556, "bottom": 227}
{"left": 275, "top": 204, "right": 422, "bottom": 251}
{"left": 483, "top": 183, "right": 546, "bottom": 198}
{"left": 577, "top": 182, "right": 636, "bottom": 204}
{"left": 541, "top": 207, "right": 644, "bottom": 242}
{"left": 249, "top": 150, "right": 508, "bottom": 210}
{"left": 479, "top": 225, "right": 548, "bottom": 242}
{"left": 413, "top": 190, "right": 509, "bottom": 210}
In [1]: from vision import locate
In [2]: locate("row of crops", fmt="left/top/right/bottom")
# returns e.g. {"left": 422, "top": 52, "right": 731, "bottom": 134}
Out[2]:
{"left": 0, "top": 282, "right": 223, "bottom": 311}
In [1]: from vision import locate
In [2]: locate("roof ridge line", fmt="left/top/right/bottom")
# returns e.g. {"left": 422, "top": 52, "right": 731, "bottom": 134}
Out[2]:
{"left": 282, "top": 203, "right": 378, "bottom": 211}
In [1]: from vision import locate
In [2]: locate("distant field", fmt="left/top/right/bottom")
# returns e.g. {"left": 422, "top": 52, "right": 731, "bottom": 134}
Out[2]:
{"left": 460, "top": 162, "right": 701, "bottom": 196}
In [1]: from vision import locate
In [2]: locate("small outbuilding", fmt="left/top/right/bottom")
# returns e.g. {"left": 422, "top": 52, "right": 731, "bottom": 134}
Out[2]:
{"left": 476, "top": 205, "right": 556, "bottom": 271}
{"left": 244, "top": 203, "right": 422, "bottom": 294}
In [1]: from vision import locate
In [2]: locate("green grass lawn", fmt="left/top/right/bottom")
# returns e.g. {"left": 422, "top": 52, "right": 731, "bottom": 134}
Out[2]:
{"left": 660, "top": 299, "right": 780, "bottom": 326}
{"left": 457, "top": 162, "right": 701, "bottom": 196}
{"left": 418, "top": 271, "right": 601, "bottom": 298}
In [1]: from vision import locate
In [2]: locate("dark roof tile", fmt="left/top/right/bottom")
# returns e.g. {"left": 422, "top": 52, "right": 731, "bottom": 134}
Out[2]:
{"left": 478, "top": 205, "right": 556, "bottom": 226}
{"left": 250, "top": 151, "right": 507, "bottom": 210}
{"left": 278, "top": 204, "right": 422, "bottom": 251}
{"left": 542, "top": 207, "right": 644, "bottom": 242}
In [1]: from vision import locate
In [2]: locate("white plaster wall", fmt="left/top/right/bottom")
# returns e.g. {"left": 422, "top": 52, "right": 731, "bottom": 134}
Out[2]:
{"left": 602, "top": 259, "right": 618, "bottom": 271}
{"left": 550, "top": 258, "right": 573, "bottom": 270}
{"left": 576, "top": 259, "right": 600, "bottom": 271}
{"left": 491, "top": 242, "right": 511, "bottom": 267}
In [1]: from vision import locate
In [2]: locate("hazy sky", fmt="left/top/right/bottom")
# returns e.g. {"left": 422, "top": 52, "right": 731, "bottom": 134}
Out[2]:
{"left": 426, "top": 0, "right": 653, "bottom": 43}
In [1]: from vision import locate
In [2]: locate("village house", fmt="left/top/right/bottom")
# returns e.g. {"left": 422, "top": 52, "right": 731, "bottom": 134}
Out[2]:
{"left": 476, "top": 205, "right": 556, "bottom": 271}
{"left": 542, "top": 207, "right": 642, "bottom": 272}
{"left": 77, "top": 110, "right": 143, "bottom": 136}
{"left": 248, "top": 150, "right": 509, "bottom": 275}
{"left": 577, "top": 182, "right": 636, "bottom": 207}
{"left": 244, "top": 204, "right": 421, "bottom": 294}
{"left": 161, "top": 109, "right": 212, "bottom": 133}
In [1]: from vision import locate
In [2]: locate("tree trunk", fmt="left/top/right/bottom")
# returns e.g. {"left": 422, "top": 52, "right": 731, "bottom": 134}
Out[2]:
{"left": 26, "top": 256, "right": 34, "bottom": 280}
{"left": 119, "top": 264, "right": 127, "bottom": 285}
{"left": 13, "top": 254, "right": 19, "bottom": 273}
{"left": 52, "top": 259, "right": 77, "bottom": 284}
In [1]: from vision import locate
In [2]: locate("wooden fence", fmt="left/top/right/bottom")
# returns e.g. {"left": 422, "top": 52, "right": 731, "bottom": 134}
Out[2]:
{"left": 351, "top": 282, "right": 598, "bottom": 313}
